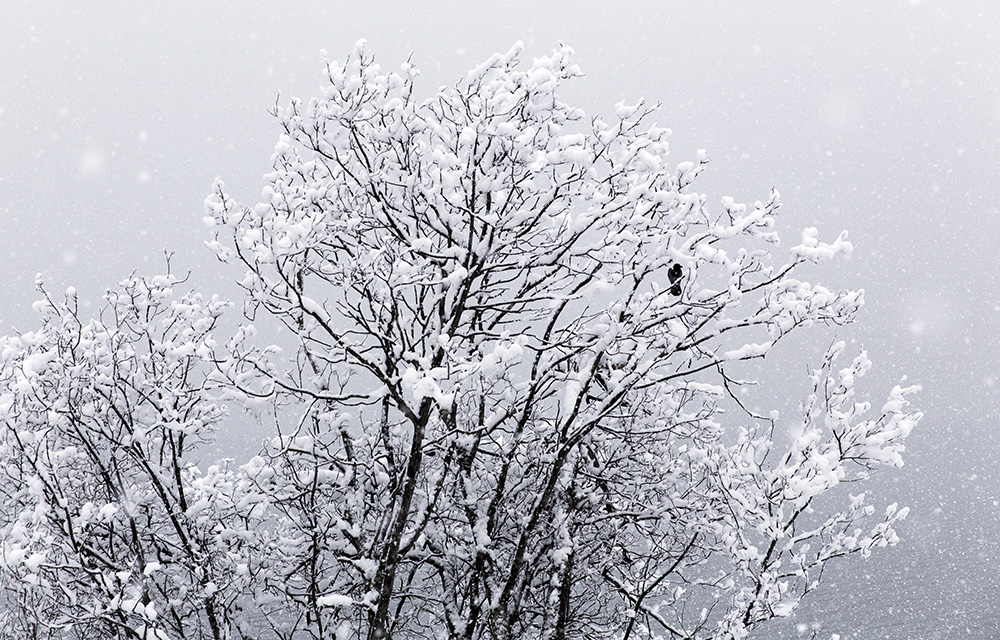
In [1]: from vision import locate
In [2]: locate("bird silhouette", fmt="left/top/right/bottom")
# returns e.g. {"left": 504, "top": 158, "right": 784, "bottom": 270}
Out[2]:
{"left": 667, "top": 263, "right": 683, "bottom": 296}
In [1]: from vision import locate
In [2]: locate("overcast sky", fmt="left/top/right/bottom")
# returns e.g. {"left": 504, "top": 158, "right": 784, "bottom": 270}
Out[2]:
{"left": 3, "top": 2, "right": 1000, "bottom": 637}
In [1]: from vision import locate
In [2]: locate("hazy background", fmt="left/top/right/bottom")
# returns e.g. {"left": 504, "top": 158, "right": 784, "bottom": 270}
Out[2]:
{"left": 2, "top": 2, "right": 999, "bottom": 637}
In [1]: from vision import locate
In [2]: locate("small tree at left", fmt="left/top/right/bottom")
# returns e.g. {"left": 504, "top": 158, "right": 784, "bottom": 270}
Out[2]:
{"left": 0, "top": 273, "right": 254, "bottom": 640}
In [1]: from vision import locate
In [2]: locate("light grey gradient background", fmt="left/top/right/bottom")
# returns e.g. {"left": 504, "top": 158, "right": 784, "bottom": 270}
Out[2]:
{"left": 3, "top": 2, "right": 999, "bottom": 637}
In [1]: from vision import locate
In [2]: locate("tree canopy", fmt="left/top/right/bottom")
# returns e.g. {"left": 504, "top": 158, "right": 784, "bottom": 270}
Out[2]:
{"left": 0, "top": 41, "right": 919, "bottom": 640}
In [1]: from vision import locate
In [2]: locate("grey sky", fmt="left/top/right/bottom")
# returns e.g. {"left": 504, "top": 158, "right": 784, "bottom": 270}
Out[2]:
{"left": 3, "top": 2, "right": 999, "bottom": 636}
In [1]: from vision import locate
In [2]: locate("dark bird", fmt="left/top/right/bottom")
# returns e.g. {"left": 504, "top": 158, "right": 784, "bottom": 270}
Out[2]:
{"left": 667, "top": 263, "right": 683, "bottom": 296}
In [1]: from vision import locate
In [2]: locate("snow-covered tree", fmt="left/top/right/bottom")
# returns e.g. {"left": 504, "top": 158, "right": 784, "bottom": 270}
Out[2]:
{"left": 0, "top": 273, "right": 259, "bottom": 640}
{"left": 0, "top": 42, "right": 919, "bottom": 640}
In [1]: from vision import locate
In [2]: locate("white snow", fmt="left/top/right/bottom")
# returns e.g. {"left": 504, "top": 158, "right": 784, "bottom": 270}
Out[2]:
{"left": 317, "top": 594, "right": 353, "bottom": 607}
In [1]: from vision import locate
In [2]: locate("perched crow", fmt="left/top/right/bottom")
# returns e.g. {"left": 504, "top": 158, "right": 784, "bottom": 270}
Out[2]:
{"left": 668, "top": 263, "right": 683, "bottom": 296}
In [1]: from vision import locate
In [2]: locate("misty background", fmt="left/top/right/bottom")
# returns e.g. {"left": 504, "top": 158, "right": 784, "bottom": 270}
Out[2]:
{"left": 2, "top": 2, "right": 999, "bottom": 637}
